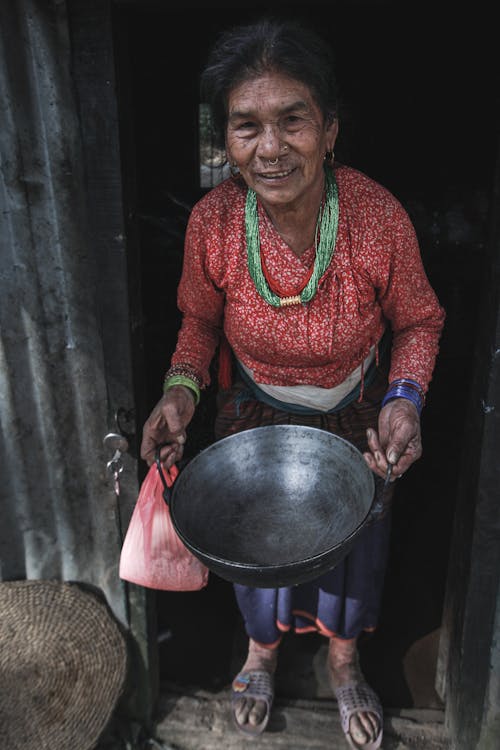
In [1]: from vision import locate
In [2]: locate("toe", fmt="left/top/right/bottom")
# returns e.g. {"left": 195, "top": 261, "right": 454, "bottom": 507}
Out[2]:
{"left": 350, "top": 714, "right": 370, "bottom": 744}
{"left": 248, "top": 699, "right": 267, "bottom": 727}
{"left": 234, "top": 697, "right": 251, "bottom": 726}
{"left": 364, "top": 710, "right": 380, "bottom": 741}
{"left": 350, "top": 711, "right": 380, "bottom": 744}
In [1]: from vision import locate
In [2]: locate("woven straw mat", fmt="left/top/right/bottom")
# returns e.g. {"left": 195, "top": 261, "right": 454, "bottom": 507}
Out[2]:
{"left": 0, "top": 580, "right": 127, "bottom": 750}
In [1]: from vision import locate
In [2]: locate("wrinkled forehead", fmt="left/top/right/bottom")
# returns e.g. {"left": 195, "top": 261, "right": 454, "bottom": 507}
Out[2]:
{"left": 226, "top": 71, "right": 321, "bottom": 120}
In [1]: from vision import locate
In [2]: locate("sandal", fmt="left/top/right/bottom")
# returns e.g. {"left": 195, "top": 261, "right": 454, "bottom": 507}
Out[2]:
{"left": 231, "top": 670, "right": 274, "bottom": 737}
{"left": 334, "top": 681, "right": 383, "bottom": 750}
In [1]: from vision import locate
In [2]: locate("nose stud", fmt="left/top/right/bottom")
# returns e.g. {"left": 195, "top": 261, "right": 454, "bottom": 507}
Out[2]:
{"left": 267, "top": 145, "right": 288, "bottom": 167}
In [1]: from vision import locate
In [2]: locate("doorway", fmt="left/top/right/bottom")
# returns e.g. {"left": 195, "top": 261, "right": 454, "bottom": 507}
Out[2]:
{"left": 112, "top": 1, "right": 496, "bottom": 711}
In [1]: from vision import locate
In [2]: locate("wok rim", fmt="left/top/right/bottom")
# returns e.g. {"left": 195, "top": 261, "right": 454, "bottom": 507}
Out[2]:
{"left": 169, "top": 425, "right": 375, "bottom": 575}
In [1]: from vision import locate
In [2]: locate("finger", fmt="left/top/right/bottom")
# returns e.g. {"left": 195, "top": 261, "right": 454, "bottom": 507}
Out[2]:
{"left": 141, "top": 451, "right": 156, "bottom": 467}
{"left": 366, "top": 429, "right": 389, "bottom": 474}
{"left": 363, "top": 451, "right": 377, "bottom": 472}
{"left": 373, "top": 405, "right": 421, "bottom": 479}
{"left": 159, "top": 443, "right": 176, "bottom": 462}
{"left": 162, "top": 401, "right": 187, "bottom": 435}
{"left": 159, "top": 443, "right": 184, "bottom": 469}
{"left": 140, "top": 435, "right": 159, "bottom": 466}
{"left": 363, "top": 451, "right": 386, "bottom": 480}
{"left": 387, "top": 444, "right": 402, "bottom": 466}
{"left": 366, "top": 427, "right": 382, "bottom": 453}
{"left": 385, "top": 416, "right": 420, "bottom": 463}
{"left": 386, "top": 433, "right": 422, "bottom": 471}
{"left": 148, "top": 408, "right": 166, "bottom": 431}
{"left": 159, "top": 429, "right": 187, "bottom": 446}
{"left": 142, "top": 419, "right": 171, "bottom": 459}
{"left": 391, "top": 452, "right": 417, "bottom": 477}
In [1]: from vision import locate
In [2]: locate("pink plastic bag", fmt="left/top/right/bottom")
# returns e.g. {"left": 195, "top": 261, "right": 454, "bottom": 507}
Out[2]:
{"left": 119, "top": 462, "right": 209, "bottom": 591}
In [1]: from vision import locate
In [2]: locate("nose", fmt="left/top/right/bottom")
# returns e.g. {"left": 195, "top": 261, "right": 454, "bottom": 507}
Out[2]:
{"left": 256, "top": 124, "right": 281, "bottom": 161}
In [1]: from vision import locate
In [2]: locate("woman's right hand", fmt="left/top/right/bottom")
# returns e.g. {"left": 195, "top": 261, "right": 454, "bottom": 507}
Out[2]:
{"left": 140, "top": 386, "right": 196, "bottom": 468}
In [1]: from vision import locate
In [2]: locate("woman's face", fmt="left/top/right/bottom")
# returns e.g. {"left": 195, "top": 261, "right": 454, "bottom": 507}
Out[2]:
{"left": 225, "top": 71, "right": 338, "bottom": 211}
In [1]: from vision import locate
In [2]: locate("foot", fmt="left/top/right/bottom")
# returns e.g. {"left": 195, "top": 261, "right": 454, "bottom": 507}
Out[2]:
{"left": 327, "top": 638, "right": 382, "bottom": 747}
{"left": 232, "top": 638, "right": 277, "bottom": 734}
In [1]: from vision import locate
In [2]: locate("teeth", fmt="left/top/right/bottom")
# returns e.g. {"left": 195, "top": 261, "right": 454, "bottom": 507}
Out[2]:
{"left": 262, "top": 170, "right": 292, "bottom": 178}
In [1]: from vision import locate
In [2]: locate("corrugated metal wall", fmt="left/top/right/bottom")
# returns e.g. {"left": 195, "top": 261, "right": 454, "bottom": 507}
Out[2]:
{"left": 0, "top": 0, "right": 158, "bottom": 723}
{"left": 0, "top": 0, "right": 137, "bottom": 626}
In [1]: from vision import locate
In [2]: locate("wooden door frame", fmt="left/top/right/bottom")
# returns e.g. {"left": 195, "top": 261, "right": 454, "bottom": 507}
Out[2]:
{"left": 66, "top": 0, "right": 158, "bottom": 728}
{"left": 436, "top": 143, "right": 500, "bottom": 749}
{"left": 67, "top": 2, "right": 500, "bottom": 746}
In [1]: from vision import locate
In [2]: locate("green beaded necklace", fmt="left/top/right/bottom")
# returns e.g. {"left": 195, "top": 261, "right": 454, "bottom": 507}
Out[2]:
{"left": 245, "top": 165, "right": 339, "bottom": 307}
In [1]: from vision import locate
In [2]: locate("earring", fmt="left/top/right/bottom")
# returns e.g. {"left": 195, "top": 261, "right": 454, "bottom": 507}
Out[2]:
{"left": 324, "top": 150, "right": 334, "bottom": 165}
{"left": 229, "top": 162, "right": 240, "bottom": 178}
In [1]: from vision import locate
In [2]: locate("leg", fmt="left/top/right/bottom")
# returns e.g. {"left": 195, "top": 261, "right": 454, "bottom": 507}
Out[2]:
{"left": 327, "top": 636, "right": 382, "bottom": 748}
{"left": 232, "top": 638, "right": 278, "bottom": 734}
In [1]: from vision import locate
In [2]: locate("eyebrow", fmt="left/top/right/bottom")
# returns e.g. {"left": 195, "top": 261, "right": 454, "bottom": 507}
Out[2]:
{"left": 228, "top": 100, "right": 311, "bottom": 122}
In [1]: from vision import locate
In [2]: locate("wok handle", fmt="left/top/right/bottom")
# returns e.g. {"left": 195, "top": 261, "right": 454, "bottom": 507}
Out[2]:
{"left": 367, "top": 465, "right": 393, "bottom": 522}
{"left": 155, "top": 447, "right": 178, "bottom": 506}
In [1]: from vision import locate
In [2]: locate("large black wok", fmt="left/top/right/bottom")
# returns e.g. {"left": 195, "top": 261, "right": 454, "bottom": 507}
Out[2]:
{"left": 160, "top": 425, "right": 376, "bottom": 588}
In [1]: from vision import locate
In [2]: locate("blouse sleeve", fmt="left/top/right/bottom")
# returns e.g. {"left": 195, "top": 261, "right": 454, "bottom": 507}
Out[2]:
{"left": 374, "top": 201, "right": 446, "bottom": 392}
{"left": 170, "top": 204, "right": 225, "bottom": 387}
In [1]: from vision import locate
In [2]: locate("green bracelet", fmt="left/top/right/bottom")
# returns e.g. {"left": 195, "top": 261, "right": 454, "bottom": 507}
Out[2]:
{"left": 163, "top": 375, "right": 201, "bottom": 405}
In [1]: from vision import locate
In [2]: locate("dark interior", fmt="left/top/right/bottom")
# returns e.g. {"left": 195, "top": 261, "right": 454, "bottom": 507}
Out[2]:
{"left": 113, "top": 2, "right": 497, "bottom": 709}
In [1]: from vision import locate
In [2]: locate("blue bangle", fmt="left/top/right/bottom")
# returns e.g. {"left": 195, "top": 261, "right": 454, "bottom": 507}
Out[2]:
{"left": 390, "top": 378, "right": 425, "bottom": 397}
{"left": 381, "top": 385, "right": 423, "bottom": 415}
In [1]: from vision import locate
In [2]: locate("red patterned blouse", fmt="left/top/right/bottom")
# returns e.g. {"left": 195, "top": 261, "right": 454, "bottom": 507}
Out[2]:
{"left": 171, "top": 165, "right": 445, "bottom": 394}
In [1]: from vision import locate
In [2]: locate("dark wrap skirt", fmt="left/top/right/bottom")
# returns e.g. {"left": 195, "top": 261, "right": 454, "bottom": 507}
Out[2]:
{"left": 214, "top": 363, "right": 394, "bottom": 645}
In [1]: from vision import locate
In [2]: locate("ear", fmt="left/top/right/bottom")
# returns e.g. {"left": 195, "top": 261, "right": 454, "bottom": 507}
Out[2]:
{"left": 325, "top": 117, "right": 339, "bottom": 153}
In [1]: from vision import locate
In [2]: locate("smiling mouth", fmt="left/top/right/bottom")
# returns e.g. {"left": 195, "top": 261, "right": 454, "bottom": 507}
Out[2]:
{"left": 258, "top": 168, "right": 295, "bottom": 180}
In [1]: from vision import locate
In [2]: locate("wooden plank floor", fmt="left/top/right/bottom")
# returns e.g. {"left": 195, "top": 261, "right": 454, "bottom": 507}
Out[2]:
{"left": 154, "top": 685, "right": 450, "bottom": 750}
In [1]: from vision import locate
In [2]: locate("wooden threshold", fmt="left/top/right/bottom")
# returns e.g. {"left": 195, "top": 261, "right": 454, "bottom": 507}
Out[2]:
{"left": 154, "top": 683, "right": 450, "bottom": 749}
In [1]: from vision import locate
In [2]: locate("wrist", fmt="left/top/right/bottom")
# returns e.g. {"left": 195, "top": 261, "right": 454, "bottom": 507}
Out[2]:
{"left": 163, "top": 364, "right": 203, "bottom": 406}
{"left": 163, "top": 375, "right": 200, "bottom": 405}
{"left": 381, "top": 379, "right": 424, "bottom": 416}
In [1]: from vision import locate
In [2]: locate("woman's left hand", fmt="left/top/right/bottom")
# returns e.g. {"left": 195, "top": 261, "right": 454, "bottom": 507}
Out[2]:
{"left": 363, "top": 398, "right": 422, "bottom": 480}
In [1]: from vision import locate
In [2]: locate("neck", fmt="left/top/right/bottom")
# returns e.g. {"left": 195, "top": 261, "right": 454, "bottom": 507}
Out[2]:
{"left": 245, "top": 164, "right": 339, "bottom": 308}
{"left": 259, "top": 178, "right": 325, "bottom": 257}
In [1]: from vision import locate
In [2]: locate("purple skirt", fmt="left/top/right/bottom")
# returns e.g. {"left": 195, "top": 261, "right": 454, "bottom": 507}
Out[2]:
{"left": 214, "top": 363, "right": 394, "bottom": 644}
{"left": 233, "top": 513, "right": 391, "bottom": 644}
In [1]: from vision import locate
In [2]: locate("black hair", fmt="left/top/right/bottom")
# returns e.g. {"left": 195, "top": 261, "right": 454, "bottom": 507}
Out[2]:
{"left": 200, "top": 18, "right": 339, "bottom": 150}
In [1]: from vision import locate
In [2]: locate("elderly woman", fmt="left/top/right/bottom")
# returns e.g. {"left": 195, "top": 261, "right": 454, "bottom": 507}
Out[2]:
{"left": 141, "top": 18, "right": 445, "bottom": 749}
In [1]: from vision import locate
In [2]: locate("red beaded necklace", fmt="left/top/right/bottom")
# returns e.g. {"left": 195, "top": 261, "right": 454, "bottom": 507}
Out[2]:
{"left": 260, "top": 250, "right": 315, "bottom": 303}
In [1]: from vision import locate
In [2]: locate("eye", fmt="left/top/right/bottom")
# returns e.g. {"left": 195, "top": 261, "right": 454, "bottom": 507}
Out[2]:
{"left": 283, "top": 115, "right": 305, "bottom": 131}
{"left": 227, "top": 119, "right": 260, "bottom": 141}
{"left": 236, "top": 121, "right": 258, "bottom": 133}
